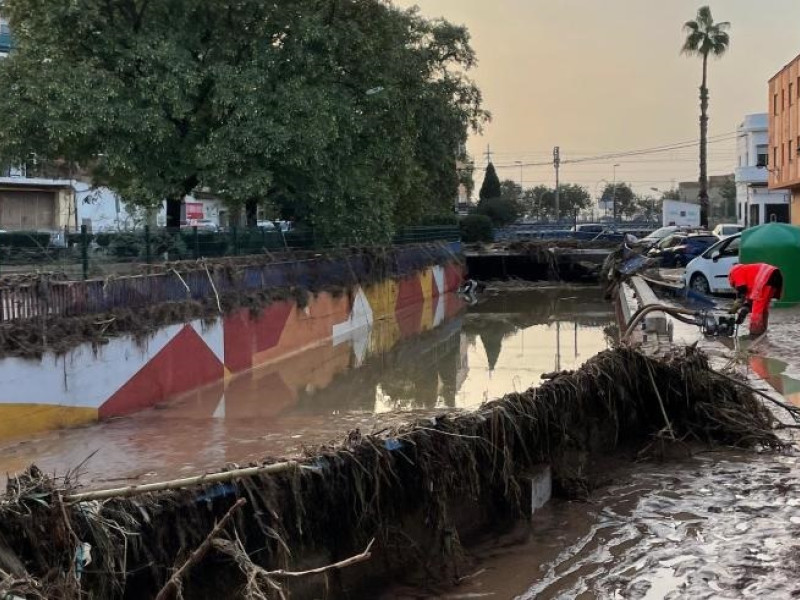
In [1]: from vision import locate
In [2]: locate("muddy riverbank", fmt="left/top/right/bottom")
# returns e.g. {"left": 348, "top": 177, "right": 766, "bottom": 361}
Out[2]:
{"left": 386, "top": 444, "right": 800, "bottom": 599}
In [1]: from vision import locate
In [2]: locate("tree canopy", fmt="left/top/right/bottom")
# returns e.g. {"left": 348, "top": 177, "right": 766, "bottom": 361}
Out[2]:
{"left": 479, "top": 162, "right": 502, "bottom": 201}
{"left": 519, "top": 183, "right": 590, "bottom": 220}
{"left": 682, "top": 6, "right": 730, "bottom": 60}
{"left": 0, "top": 0, "right": 487, "bottom": 243}
{"left": 600, "top": 182, "right": 637, "bottom": 218}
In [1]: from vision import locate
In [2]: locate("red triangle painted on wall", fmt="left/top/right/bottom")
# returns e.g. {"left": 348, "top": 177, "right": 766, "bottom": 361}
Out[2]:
{"left": 100, "top": 325, "right": 224, "bottom": 418}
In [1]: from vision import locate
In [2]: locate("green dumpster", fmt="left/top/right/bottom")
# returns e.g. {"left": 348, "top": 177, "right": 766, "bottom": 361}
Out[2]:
{"left": 740, "top": 222, "right": 800, "bottom": 305}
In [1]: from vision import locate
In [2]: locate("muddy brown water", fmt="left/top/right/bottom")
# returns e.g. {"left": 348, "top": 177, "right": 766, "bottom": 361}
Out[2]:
{"left": 0, "top": 286, "right": 614, "bottom": 487}
{"left": 387, "top": 448, "right": 800, "bottom": 600}
{"left": 3, "top": 286, "right": 800, "bottom": 598}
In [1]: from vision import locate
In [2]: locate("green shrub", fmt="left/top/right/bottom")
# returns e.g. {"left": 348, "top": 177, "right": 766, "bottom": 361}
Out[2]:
{"left": 108, "top": 232, "right": 141, "bottom": 258}
{"left": 0, "top": 231, "right": 52, "bottom": 249}
{"left": 459, "top": 214, "right": 493, "bottom": 243}
{"left": 476, "top": 197, "right": 522, "bottom": 227}
{"left": 95, "top": 233, "right": 112, "bottom": 248}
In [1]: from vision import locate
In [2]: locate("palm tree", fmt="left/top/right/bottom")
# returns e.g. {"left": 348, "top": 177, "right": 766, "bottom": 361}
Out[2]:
{"left": 682, "top": 6, "right": 730, "bottom": 229}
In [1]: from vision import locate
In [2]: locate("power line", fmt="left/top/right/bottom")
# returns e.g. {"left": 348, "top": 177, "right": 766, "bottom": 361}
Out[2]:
{"left": 475, "top": 131, "right": 738, "bottom": 169}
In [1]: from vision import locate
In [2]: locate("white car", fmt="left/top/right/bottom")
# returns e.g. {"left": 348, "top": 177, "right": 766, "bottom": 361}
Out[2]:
{"left": 684, "top": 233, "right": 741, "bottom": 295}
{"left": 712, "top": 223, "right": 744, "bottom": 238}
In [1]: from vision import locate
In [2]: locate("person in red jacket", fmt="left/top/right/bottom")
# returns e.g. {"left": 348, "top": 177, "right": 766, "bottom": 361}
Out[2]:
{"left": 728, "top": 263, "right": 783, "bottom": 335}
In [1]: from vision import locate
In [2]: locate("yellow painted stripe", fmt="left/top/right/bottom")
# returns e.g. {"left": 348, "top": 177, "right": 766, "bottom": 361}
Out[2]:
{"left": 364, "top": 279, "right": 399, "bottom": 321}
{"left": 0, "top": 405, "right": 98, "bottom": 441}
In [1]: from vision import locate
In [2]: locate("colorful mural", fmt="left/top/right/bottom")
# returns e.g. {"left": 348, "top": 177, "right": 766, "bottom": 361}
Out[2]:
{"left": 0, "top": 262, "right": 463, "bottom": 441}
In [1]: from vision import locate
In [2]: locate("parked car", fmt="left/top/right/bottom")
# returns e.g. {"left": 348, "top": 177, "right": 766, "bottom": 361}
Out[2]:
{"left": 634, "top": 225, "right": 682, "bottom": 249}
{"left": 193, "top": 219, "right": 219, "bottom": 232}
{"left": 571, "top": 223, "right": 606, "bottom": 234}
{"left": 712, "top": 223, "right": 744, "bottom": 238}
{"left": 647, "top": 233, "right": 719, "bottom": 268}
{"left": 684, "top": 233, "right": 741, "bottom": 295}
{"left": 257, "top": 220, "right": 292, "bottom": 232}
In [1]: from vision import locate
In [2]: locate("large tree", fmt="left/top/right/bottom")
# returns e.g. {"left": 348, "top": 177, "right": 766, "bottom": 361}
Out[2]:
{"left": 479, "top": 163, "right": 502, "bottom": 201}
{"left": 682, "top": 6, "right": 730, "bottom": 229}
{"left": 600, "top": 182, "right": 638, "bottom": 219}
{"left": 476, "top": 173, "right": 520, "bottom": 226}
{"left": 531, "top": 184, "right": 591, "bottom": 220}
{"left": 521, "top": 185, "right": 552, "bottom": 220}
{"left": 0, "top": 0, "right": 487, "bottom": 243}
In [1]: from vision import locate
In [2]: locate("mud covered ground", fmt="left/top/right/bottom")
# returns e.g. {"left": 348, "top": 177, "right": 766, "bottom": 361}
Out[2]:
{"left": 385, "top": 446, "right": 800, "bottom": 599}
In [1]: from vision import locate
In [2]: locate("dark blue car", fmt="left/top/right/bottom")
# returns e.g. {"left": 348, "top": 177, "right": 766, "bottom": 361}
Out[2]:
{"left": 647, "top": 233, "right": 719, "bottom": 268}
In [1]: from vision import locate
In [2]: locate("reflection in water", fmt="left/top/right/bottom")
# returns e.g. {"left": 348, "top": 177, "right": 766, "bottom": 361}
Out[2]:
{"left": 0, "top": 287, "right": 614, "bottom": 485}
{"left": 749, "top": 354, "right": 800, "bottom": 406}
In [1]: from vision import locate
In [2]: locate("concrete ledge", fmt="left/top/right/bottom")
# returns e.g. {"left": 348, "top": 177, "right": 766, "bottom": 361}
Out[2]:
{"left": 630, "top": 276, "right": 668, "bottom": 334}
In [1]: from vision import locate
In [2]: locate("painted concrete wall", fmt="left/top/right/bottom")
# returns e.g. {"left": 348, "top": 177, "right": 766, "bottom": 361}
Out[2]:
{"left": 0, "top": 261, "right": 464, "bottom": 440}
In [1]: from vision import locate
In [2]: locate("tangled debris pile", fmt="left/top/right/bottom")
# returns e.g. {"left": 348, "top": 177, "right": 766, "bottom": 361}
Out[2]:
{"left": 0, "top": 243, "right": 462, "bottom": 359}
{"left": 0, "top": 347, "right": 782, "bottom": 599}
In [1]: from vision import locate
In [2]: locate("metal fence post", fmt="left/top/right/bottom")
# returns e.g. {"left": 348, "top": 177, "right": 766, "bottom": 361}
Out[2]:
{"left": 144, "top": 225, "right": 152, "bottom": 264}
{"left": 231, "top": 226, "right": 238, "bottom": 256}
{"left": 80, "top": 224, "right": 89, "bottom": 280}
{"left": 193, "top": 226, "right": 200, "bottom": 259}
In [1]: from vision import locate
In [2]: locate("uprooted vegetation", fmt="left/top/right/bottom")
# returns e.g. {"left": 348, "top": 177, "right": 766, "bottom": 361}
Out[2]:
{"left": 0, "top": 346, "right": 784, "bottom": 599}
{"left": 0, "top": 244, "right": 463, "bottom": 359}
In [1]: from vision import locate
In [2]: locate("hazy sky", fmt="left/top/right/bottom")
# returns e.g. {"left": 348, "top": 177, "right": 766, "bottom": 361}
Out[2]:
{"left": 396, "top": 1, "right": 800, "bottom": 198}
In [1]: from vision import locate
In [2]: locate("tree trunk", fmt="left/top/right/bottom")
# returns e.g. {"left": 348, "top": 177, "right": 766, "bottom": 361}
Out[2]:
{"left": 699, "top": 54, "right": 709, "bottom": 229}
{"left": 166, "top": 198, "right": 183, "bottom": 230}
{"left": 245, "top": 198, "right": 258, "bottom": 227}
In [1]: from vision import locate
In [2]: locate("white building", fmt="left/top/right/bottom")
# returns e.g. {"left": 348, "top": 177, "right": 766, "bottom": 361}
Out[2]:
{"left": 736, "top": 113, "right": 790, "bottom": 226}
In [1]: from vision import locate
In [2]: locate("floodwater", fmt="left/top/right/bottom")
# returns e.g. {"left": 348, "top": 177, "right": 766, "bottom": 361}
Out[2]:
{"left": 398, "top": 447, "right": 800, "bottom": 600}
{"left": 383, "top": 327, "right": 800, "bottom": 600}
{"left": 0, "top": 285, "right": 614, "bottom": 487}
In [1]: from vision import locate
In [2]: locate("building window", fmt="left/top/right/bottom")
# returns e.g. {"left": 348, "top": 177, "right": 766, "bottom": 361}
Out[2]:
{"left": 757, "top": 144, "right": 768, "bottom": 167}
{"left": 792, "top": 83, "right": 796, "bottom": 105}
{"left": 774, "top": 146, "right": 778, "bottom": 167}
{"left": 791, "top": 140, "right": 794, "bottom": 162}
{"left": 797, "top": 76, "right": 800, "bottom": 98}
{"left": 783, "top": 89, "right": 786, "bottom": 111}
{"left": 774, "top": 93, "right": 779, "bottom": 115}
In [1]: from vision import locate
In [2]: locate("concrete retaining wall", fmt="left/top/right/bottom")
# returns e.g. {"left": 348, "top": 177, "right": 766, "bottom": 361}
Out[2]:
{"left": 0, "top": 249, "right": 464, "bottom": 441}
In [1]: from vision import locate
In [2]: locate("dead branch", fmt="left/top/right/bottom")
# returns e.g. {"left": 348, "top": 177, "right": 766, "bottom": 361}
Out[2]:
{"left": 646, "top": 361, "right": 675, "bottom": 440}
{"left": 203, "top": 262, "right": 222, "bottom": 313}
{"left": 212, "top": 535, "right": 375, "bottom": 599}
{"left": 64, "top": 461, "right": 297, "bottom": 503}
{"left": 714, "top": 369, "right": 800, "bottom": 423}
{"left": 263, "top": 538, "right": 375, "bottom": 579}
{"left": 154, "top": 498, "right": 246, "bottom": 600}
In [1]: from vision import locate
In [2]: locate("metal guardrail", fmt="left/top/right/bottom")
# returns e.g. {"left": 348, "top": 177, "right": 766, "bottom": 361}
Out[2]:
{"left": 495, "top": 221, "right": 659, "bottom": 243}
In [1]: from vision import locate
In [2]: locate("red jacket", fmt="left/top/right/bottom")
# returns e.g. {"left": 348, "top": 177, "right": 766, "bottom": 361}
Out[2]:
{"left": 728, "top": 263, "right": 781, "bottom": 303}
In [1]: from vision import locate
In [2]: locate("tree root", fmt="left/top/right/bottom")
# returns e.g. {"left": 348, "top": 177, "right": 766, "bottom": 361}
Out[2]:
{"left": 154, "top": 498, "right": 246, "bottom": 600}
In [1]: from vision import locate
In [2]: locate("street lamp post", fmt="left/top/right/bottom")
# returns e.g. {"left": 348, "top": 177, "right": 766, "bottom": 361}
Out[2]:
{"left": 612, "top": 163, "right": 620, "bottom": 222}
{"left": 649, "top": 187, "right": 662, "bottom": 225}
{"left": 595, "top": 179, "right": 610, "bottom": 218}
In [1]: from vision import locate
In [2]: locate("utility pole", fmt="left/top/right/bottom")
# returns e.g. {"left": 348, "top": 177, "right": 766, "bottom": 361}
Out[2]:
{"left": 484, "top": 144, "right": 493, "bottom": 164}
{"left": 612, "top": 163, "right": 620, "bottom": 222}
{"left": 553, "top": 146, "right": 561, "bottom": 222}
